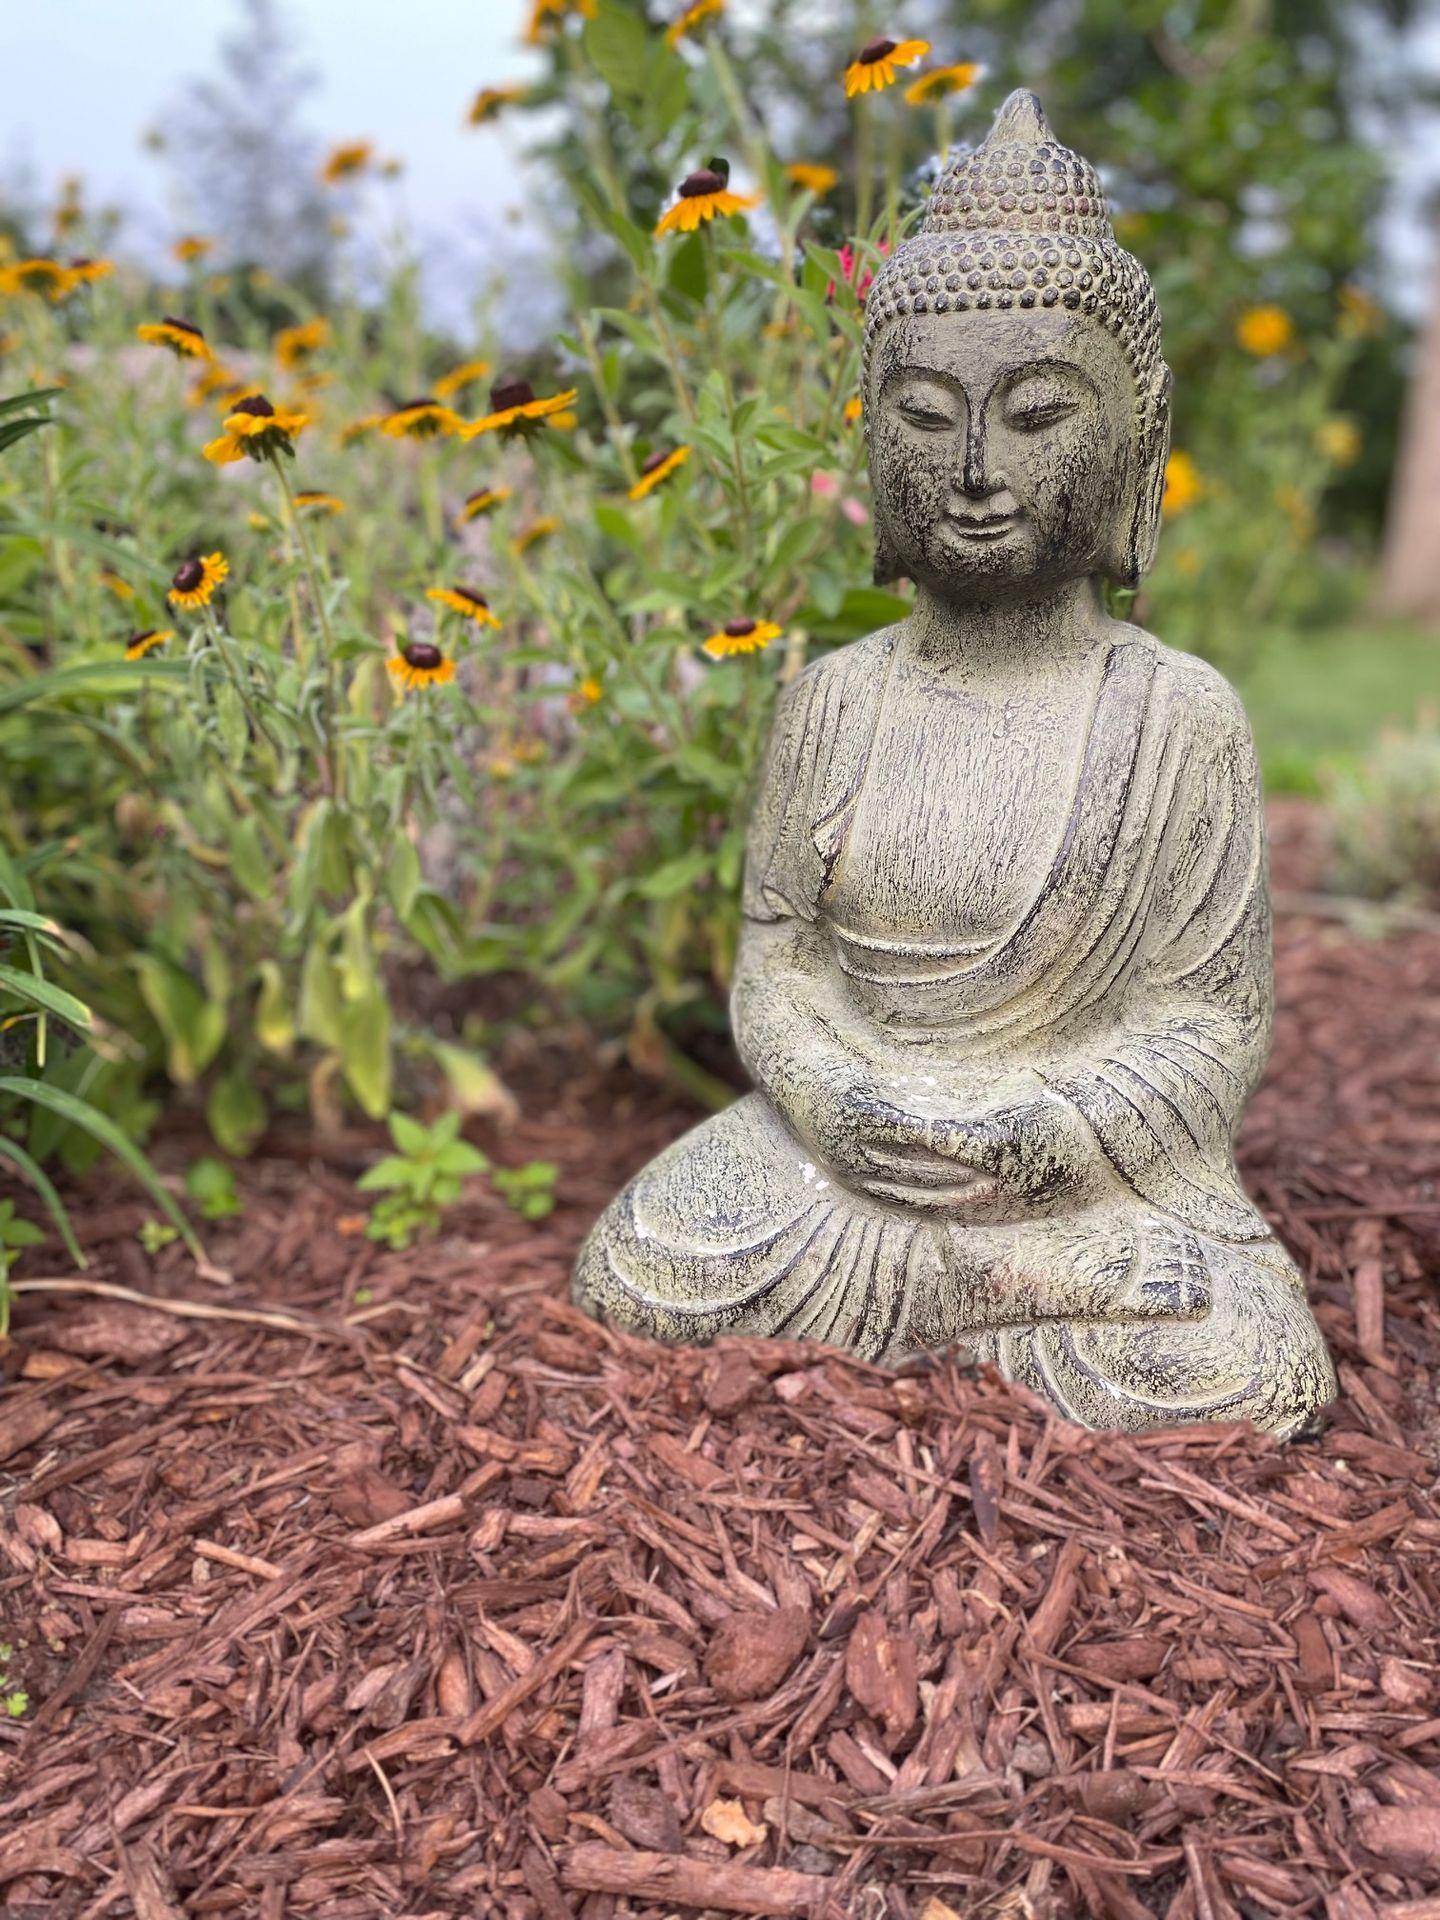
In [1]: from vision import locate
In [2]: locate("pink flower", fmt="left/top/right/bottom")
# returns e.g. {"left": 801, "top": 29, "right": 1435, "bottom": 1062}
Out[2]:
{"left": 841, "top": 498, "right": 870, "bottom": 528}
{"left": 829, "top": 239, "right": 889, "bottom": 304}
{"left": 811, "top": 470, "right": 840, "bottom": 497}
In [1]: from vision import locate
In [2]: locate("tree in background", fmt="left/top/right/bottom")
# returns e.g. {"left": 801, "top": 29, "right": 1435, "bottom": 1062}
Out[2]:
{"left": 1380, "top": 223, "right": 1440, "bottom": 625}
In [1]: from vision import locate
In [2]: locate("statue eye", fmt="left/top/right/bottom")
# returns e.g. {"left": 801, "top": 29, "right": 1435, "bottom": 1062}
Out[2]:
{"left": 896, "top": 399, "right": 954, "bottom": 430}
{"left": 1008, "top": 395, "right": 1078, "bottom": 430}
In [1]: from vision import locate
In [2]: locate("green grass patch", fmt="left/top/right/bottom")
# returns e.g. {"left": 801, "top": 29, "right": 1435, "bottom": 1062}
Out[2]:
{"left": 1234, "top": 619, "right": 1438, "bottom": 794}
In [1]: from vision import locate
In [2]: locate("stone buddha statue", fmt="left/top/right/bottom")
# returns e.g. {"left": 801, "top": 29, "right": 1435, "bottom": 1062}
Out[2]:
{"left": 574, "top": 92, "right": 1336, "bottom": 1437}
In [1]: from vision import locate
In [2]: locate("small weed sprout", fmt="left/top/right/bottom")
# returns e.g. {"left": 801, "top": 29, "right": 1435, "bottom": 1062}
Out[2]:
{"left": 185, "top": 1156, "right": 243, "bottom": 1222}
{"left": 358, "top": 1111, "right": 489, "bottom": 1250}
{"left": 492, "top": 1161, "right": 559, "bottom": 1222}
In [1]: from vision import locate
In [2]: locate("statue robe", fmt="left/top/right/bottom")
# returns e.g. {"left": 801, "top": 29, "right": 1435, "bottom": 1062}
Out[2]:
{"left": 574, "top": 626, "right": 1336, "bottom": 1434}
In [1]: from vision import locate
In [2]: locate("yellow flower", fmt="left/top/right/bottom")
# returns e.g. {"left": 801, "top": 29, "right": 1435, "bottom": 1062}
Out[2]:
{"left": 434, "top": 357, "right": 491, "bottom": 399}
{"left": 512, "top": 517, "right": 557, "bottom": 554}
{"left": 524, "top": 0, "right": 596, "bottom": 43}
{"left": 99, "top": 569, "right": 135, "bottom": 602}
{"left": 388, "top": 640, "right": 455, "bottom": 693}
{"left": 462, "top": 377, "right": 579, "bottom": 440}
{"left": 655, "top": 160, "right": 761, "bottom": 237}
{"left": 568, "top": 675, "right": 603, "bottom": 711}
{"left": 665, "top": 0, "right": 723, "bottom": 45}
{"left": 322, "top": 141, "right": 373, "bottom": 185}
{"left": 628, "top": 445, "right": 691, "bottom": 500}
{"left": 904, "top": 61, "right": 984, "bottom": 105}
{"left": 703, "top": 616, "right": 782, "bottom": 658}
{"left": 380, "top": 397, "right": 462, "bottom": 440}
{"left": 0, "top": 258, "right": 75, "bottom": 301}
{"left": 1338, "top": 283, "right": 1384, "bottom": 340}
{"left": 125, "top": 628, "right": 174, "bottom": 660}
{"left": 467, "top": 86, "right": 527, "bottom": 125}
{"left": 294, "top": 490, "right": 346, "bottom": 514}
{"left": 203, "top": 393, "right": 310, "bottom": 465}
{"left": 167, "top": 552, "right": 229, "bottom": 610}
{"left": 186, "top": 363, "right": 241, "bottom": 408}
{"left": 1275, "top": 484, "right": 1314, "bottom": 544}
{"left": 275, "top": 317, "right": 330, "bottom": 369}
{"left": 455, "top": 485, "right": 512, "bottom": 525}
{"left": 173, "top": 235, "right": 213, "bottom": 264}
{"left": 65, "top": 257, "right": 113, "bottom": 288}
{"left": 137, "top": 316, "right": 213, "bottom": 361}
{"left": 843, "top": 395, "right": 863, "bottom": 426}
{"left": 1314, "top": 416, "right": 1361, "bottom": 467}
{"left": 786, "top": 163, "right": 839, "bottom": 196}
{"left": 1236, "top": 305, "right": 1295, "bottom": 358}
{"left": 339, "top": 413, "right": 384, "bottom": 445}
{"left": 844, "top": 36, "right": 929, "bottom": 97}
{"left": 426, "top": 585, "right": 501, "bottom": 628}
{"left": 1161, "top": 451, "right": 1201, "bottom": 518}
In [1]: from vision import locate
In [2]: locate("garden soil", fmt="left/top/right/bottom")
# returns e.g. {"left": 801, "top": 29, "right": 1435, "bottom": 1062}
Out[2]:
{"left": 1, "top": 804, "right": 1437, "bottom": 1919}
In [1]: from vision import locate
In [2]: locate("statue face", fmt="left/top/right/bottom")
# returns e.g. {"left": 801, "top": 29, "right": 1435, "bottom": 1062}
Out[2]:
{"left": 868, "top": 308, "right": 1136, "bottom": 604}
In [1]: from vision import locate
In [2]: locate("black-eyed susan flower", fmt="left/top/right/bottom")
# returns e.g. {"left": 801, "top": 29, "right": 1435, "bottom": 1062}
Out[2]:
{"left": 786, "top": 162, "right": 839, "bottom": 196}
{"left": 339, "top": 412, "right": 385, "bottom": 446}
{"left": 665, "top": 0, "right": 723, "bottom": 45}
{"left": 275, "top": 317, "right": 330, "bottom": 369}
{"left": 294, "top": 489, "right": 346, "bottom": 514}
{"left": 2, "top": 258, "right": 75, "bottom": 301}
{"left": 434, "top": 357, "right": 491, "bottom": 400}
{"left": 203, "top": 392, "right": 310, "bottom": 465}
{"left": 462, "top": 376, "right": 579, "bottom": 441}
{"left": 380, "top": 396, "right": 462, "bottom": 440}
{"left": 843, "top": 35, "right": 930, "bottom": 97}
{"left": 426, "top": 584, "right": 501, "bottom": 628}
{"left": 322, "top": 141, "right": 373, "bottom": 185}
{"left": 137, "top": 315, "right": 213, "bottom": 361}
{"left": 467, "top": 86, "right": 527, "bottom": 125}
{"left": 125, "top": 628, "right": 174, "bottom": 660}
{"left": 99, "top": 568, "right": 135, "bottom": 602}
{"left": 173, "top": 234, "right": 213, "bottom": 264}
{"left": 455, "top": 484, "right": 511, "bottom": 526}
{"left": 65, "top": 257, "right": 113, "bottom": 288}
{"left": 842, "top": 395, "right": 863, "bottom": 426}
{"left": 654, "top": 158, "right": 760, "bottom": 237}
{"left": 388, "top": 639, "right": 455, "bottom": 693}
{"left": 703, "top": 615, "right": 781, "bottom": 658}
{"left": 512, "top": 517, "right": 557, "bottom": 554}
{"left": 167, "top": 552, "right": 229, "bottom": 611}
{"left": 567, "top": 675, "right": 603, "bottom": 712}
{"left": 185, "top": 362, "right": 240, "bottom": 408}
{"left": 628, "top": 445, "right": 691, "bottom": 500}
{"left": 524, "top": 0, "right": 595, "bottom": 44}
{"left": 904, "top": 61, "right": 985, "bottom": 105}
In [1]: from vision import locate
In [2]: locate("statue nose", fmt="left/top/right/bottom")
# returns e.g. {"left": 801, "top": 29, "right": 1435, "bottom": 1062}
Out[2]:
{"left": 960, "top": 416, "right": 1000, "bottom": 497}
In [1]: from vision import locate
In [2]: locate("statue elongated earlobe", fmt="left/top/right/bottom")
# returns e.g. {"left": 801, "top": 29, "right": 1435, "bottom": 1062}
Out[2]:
{"left": 1106, "top": 364, "right": 1172, "bottom": 589}
{"left": 873, "top": 520, "right": 903, "bottom": 586}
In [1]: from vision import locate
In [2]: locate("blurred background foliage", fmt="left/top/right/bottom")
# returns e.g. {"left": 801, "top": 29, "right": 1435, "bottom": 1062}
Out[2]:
{"left": 0, "top": 0, "right": 1436, "bottom": 1189}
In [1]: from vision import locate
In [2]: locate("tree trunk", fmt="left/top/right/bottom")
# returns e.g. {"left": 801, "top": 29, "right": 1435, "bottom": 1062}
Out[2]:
{"left": 1379, "top": 230, "right": 1440, "bottom": 626}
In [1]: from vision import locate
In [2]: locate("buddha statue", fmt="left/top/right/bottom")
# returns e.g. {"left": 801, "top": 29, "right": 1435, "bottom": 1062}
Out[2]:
{"left": 573, "top": 92, "right": 1336, "bottom": 1437}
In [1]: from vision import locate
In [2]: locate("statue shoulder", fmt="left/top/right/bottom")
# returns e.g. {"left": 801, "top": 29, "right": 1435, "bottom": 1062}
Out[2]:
{"left": 1110, "top": 622, "right": 1254, "bottom": 749}
{"left": 771, "top": 624, "right": 902, "bottom": 725}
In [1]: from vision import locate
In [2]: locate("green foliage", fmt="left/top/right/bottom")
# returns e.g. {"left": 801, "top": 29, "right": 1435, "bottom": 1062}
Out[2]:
{"left": 0, "top": 1200, "right": 44, "bottom": 1336}
{"left": 492, "top": 1160, "right": 559, "bottom": 1222}
{"left": 1326, "top": 725, "right": 1440, "bottom": 903}
{"left": 185, "top": 1154, "right": 243, "bottom": 1221}
{"left": 138, "top": 1218, "right": 181, "bottom": 1255}
{"left": 358, "top": 1110, "right": 489, "bottom": 1249}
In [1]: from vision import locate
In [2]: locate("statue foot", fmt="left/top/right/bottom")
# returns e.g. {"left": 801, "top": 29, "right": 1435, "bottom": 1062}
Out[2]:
{"left": 1118, "top": 1218, "right": 1211, "bottom": 1321}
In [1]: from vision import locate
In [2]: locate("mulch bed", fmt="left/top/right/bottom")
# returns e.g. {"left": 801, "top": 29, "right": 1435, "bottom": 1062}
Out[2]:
{"left": 1, "top": 809, "right": 1438, "bottom": 1919}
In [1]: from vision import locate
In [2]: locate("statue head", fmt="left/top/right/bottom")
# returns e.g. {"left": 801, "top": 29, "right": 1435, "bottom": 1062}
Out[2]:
{"left": 862, "top": 91, "right": 1171, "bottom": 605}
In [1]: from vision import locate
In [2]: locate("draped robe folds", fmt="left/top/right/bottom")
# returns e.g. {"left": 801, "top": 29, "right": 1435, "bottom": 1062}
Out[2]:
{"left": 573, "top": 625, "right": 1336, "bottom": 1435}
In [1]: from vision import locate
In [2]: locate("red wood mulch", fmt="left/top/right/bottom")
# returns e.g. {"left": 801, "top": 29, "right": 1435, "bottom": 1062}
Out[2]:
{"left": 1, "top": 813, "right": 1438, "bottom": 1919}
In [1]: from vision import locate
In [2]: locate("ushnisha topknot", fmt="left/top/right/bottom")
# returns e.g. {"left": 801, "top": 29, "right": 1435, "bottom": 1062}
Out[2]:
{"left": 862, "top": 89, "right": 1166, "bottom": 412}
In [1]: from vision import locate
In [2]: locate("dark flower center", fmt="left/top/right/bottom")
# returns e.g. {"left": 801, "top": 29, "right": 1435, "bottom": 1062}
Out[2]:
{"left": 723, "top": 617, "right": 757, "bottom": 638}
{"left": 232, "top": 394, "right": 275, "bottom": 417}
{"left": 396, "top": 397, "right": 438, "bottom": 413}
{"left": 172, "top": 559, "right": 205, "bottom": 592}
{"left": 162, "top": 315, "right": 203, "bottom": 336}
{"left": 858, "top": 36, "right": 896, "bottom": 62}
{"left": 403, "top": 641, "right": 443, "bottom": 670}
{"left": 465, "top": 489, "right": 494, "bottom": 505}
{"left": 679, "top": 168, "right": 727, "bottom": 199}
{"left": 454, "top": 587, "right": 488, "bottom": 607}
{"left": 71, "top": 257, "right": 93, "bottom": 270}
{"left": 490, "top": 378, "right": 535, "bottom": 412}
{"left": 130, "top": 630, "right": 157, "bottom": 647}
{"left": 642, "top": 448, "right": 673, "bottom": 474}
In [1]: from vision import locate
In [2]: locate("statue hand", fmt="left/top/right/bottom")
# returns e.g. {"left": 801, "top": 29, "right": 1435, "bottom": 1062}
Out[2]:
{"left": 934, "top": 1090, "right": 1098, "bottom": 1210}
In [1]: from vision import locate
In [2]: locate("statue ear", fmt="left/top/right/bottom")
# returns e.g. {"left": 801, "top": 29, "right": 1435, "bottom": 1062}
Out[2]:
{"left": 1105, "top": 363, "right": 1172, "bottom": 590}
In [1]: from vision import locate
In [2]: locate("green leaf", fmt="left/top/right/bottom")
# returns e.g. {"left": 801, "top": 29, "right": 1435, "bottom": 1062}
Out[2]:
{"left": 255, "top": 960, "right": 295, "bottom": 1056}
{"left": 0, "top": 658, "right": 188, "bottom": 717}
{"left": 593, "top": 501, "right": 641, "bottom": 550}
{"left": 338, "top": 988, "right": 391, "bottom": 1119}
{"left": 132, "top": 955, "right": 225, "bottom": 1086}
{"left": 388, "top": 1110, "right": 430, "bottom": 1157}
{"left": 0, "top": 1077, "right": 202, "bottom": 1258}
{"left": 0, "top": 1136, "right": 85, "bottom": 1268}
{"left": 636, "top": 849, "right": 712, "bottom": 900}
{"left": 583, "top": 0, "right": 650, "bottom": 96}
{"left": 0, "top": 964, "right": 92, "bottom": 1035}
{"left": 297, "top": 939, "right": 342, "bottom": 1048}
{"left": 206, "top": 1070, "right": 266, "bottom": 1157}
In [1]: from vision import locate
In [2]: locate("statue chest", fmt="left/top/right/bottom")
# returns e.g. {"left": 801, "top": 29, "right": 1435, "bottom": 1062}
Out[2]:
{"left": 825, "top": 671, "right": 1085, "bottom": 945}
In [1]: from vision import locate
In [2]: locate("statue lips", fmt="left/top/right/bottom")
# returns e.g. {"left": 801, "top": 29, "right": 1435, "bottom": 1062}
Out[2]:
{"left": 941, "top": 508, "right": 1023, "bottom": 543}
